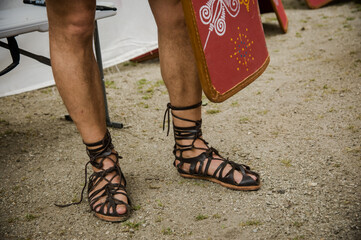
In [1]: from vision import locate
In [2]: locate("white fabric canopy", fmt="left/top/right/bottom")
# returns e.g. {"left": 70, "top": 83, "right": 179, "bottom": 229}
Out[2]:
{"left": 0, "top": 0, "right": 158, "bottom": 97}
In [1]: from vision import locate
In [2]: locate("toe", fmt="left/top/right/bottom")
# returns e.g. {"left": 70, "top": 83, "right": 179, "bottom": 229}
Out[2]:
{"left": 116, "top": 204, "right": 127, "bottom": 215}
{"left": 248, "top": 173, "right": 257, "bottom": 181}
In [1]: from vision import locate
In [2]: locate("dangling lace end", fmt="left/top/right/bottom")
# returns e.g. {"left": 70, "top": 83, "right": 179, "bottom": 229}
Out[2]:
{"left": 163, "top": 103, "right": 172, "bottom": 136}
{"left": 54, "top": 160, "right": 91, "bottom": 208}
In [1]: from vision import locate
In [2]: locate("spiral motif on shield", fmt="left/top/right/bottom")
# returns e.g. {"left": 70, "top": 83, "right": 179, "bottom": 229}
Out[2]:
{"left": 214, "top": 18, "right": 226, "bottom": 36}
{"left": 200, "top": 5, "right": 212, "bottom": 25}
{"left": 227, "top": 0, "right": 240, "bottom": 15}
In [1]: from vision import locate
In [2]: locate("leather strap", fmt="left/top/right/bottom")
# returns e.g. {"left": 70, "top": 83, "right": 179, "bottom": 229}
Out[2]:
{"left": 163, "top": 101, "right": 202, "bottom": 136}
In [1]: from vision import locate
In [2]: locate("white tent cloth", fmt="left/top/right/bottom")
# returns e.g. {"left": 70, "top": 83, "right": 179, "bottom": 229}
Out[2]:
{"left": 0, "top": 0, "right": 158, "bottom": 97}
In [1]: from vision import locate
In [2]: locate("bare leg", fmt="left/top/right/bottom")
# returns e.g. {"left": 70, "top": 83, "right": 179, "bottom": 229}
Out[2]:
{"left": 46, "top": 0, "right": 128, "bottom": 215}
{"left": 149, "top": 0, "right": 257, "bottom": 183}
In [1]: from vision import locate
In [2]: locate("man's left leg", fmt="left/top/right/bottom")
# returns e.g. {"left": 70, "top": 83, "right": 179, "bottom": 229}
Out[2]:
{"left": 149, "top": 0, "right": 260, "bottom": 190}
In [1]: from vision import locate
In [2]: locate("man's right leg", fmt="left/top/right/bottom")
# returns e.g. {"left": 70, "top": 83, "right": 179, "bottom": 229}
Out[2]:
{"left": 47, "top": 0, "right": 105, "bottom": 142}
{"left": 46, "top": 0, "right": 129, "bottom": 218}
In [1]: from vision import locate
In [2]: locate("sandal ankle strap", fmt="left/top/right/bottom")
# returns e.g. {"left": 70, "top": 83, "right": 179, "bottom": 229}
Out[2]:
{"left": 83, "top": 130, "right": 116, "bottom": 169}
{"left": 163, "top": 101, "right": 209, "bottom": 158}
{"left": 163, "top": 101, "right": 202, "bottom": 136}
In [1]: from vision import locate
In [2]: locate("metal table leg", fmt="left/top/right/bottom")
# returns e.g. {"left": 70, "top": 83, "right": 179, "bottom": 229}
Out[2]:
{"left": 94, "top": 21, "right": 123, "bottom": 129}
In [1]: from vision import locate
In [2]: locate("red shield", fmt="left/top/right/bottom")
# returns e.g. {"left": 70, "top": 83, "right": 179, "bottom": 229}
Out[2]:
{"left": 305, "top": 0, "right": 333, "bottom": 9}
{"left": 182, "top": 0, "right": 270, "bottom": 102}
{"left": 259, "top": 0, "right": 288, "bottom": 33}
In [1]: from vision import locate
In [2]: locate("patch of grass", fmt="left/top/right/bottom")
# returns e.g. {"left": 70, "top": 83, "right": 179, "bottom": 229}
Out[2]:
{"left": 239, "top": 117, "right": 250, "bottom": 123}
{"left": 212, "top": 214, "right": 221, "bottom": 219}
{"left": 295, "top": 32, "right": 302, "bottom": 38}
{"left": 104, "top": 80, "right": 117, "bottom": 89}
{"left": 142, "top": 94, "right": 152, "bottom": 100}
{"left": 265, "top": 17, "right": 277, "bottom": 22}
{"left": 0, "top": 119, "right": 10, "bottom": 125}
{"left": 155, "top": 216, "right": 162, "bottom": 223}
{"left": 293, "top": 221, "right": 303, "bottom": 228}
{"left": 280, "top": 159, "right": 292, "bottom": 167}
{"left": 195, "top": 214, "right": 209, "bottom": 221}
{"left": 132, "top": 205, "right": 141, "bottom": 211}
{"left": 154, "top": 80, "right": 165, "bottom": 87}
{"left": 137, "top": 102, "right": 149, "bottom": 108}
{"left": 343, "top": 24, "right": 352, "bottom": 29}
{"left": 40, "top": 88, "right": 52, "bottom": 94}
{"left": 122, "top": 221, "right": 141, "bottom": 230}
{"left": 156, "top": 199, "right": 164, "bottom": 207}
{"left": 136, "top": 78, "right": 165, "bottom": 100}
{"left": 257, "top": 110, "right": 269, "bottom": 115}
{"left": 347, "top": 125, "right": 358, "bottom": 133}
{"left": 24, "top": 214, "right": 38, "bottom": 221}
{"left": 346, "top": 17, "right": 355, "bottom": 21}
{"left": 123, "top": 61, "right": 137, "bottom": 67}
{"left": 145, "top": 86, "right": 154, "bottom": 93}
{"left": 292, "top": 236, "right": 305, "bottom": 240}
{"left": 136, "top": 78, "right": 148, "bottom": 86}
{"left": 71, "top": 195, "right": 79, "bottom": 203}
{"left": 339, "top": 88, "right": 351, "bottom": 93}
{"left": 192, "top": 182, "right": 206, "bottom": 187}
{"left": 231, "top": 101, "right": 239, "bottom": 107}
{"left": 271, "top": 131, "right": 279, "bottom": 137}
{"left": 206, "top": 109, "right": 220, "bottom": 114}
{"left": 161, "top": 227, "right": 173, "bottom": 235}
{"left": 240, "top": 220, "right": 262, "bottom": 227}
{"left": 8, "top": 217, "right": 19, "bottom": 223}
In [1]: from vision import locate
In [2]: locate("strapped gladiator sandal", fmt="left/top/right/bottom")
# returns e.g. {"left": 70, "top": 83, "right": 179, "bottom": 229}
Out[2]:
{"left": 55, "top": 130, "right": 131, "bottom": 222}
{"left": 163, "top": 102, "right": 261, "bottom": 191}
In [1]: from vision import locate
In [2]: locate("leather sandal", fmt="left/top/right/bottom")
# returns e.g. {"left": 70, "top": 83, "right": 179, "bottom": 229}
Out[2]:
{"left": 163, "top": 102, "right": 261, "bottom": 191}
{"left": 55, "top": 130, "right": 131, "bottom": 222}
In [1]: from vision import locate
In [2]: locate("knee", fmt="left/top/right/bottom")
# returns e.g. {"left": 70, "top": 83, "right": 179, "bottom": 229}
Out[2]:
{"left": 64, "top": 12, "right": 94, "bottom": 40}
{"left": 50, "top": 10, "right": 95, "bottom": 42}
{"left": 151, "top": 1, "right": 186, "bottom": 32}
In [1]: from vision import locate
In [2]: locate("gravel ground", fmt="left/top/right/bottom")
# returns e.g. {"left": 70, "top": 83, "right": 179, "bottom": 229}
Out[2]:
{"left": 0, "top": 0, "right": 360, "bottom": 239}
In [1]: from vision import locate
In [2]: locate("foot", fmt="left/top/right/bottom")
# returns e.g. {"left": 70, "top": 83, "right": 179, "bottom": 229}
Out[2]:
{"left": 84, "top": 130, "right": 131, "bottom": 222}
{"left": 89, "top": 151, "right": 129, "bottom": 216}
{"left": 174, "top": 138, "right": 259, "bottom": 185}
{"left": 164, "top": 101, "right": 260, "bottom": 190}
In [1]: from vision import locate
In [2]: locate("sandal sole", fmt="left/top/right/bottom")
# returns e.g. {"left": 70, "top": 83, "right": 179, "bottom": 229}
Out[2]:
{"left": 95, "top": 212, "right": 130, "bottom": 222}
{"left": 179, "top": 173, "right": 261, "bottom": 191}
